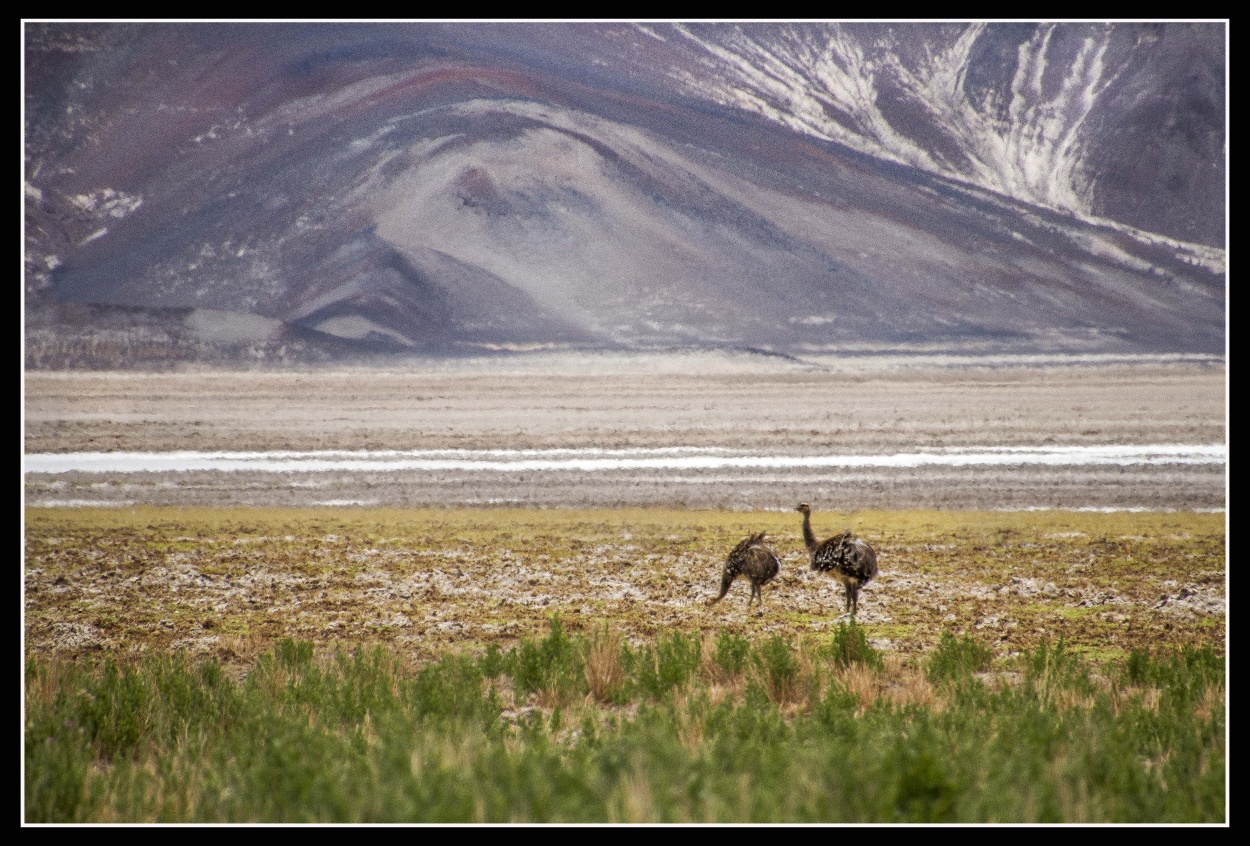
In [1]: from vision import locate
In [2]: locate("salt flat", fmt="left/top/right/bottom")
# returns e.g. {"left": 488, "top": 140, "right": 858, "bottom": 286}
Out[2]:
{"left": 23, "top": 352, "right": 1226, "bottom": 510}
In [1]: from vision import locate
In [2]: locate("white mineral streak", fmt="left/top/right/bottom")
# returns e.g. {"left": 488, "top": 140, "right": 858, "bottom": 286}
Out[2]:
{"left": 648, "top": 21, "right": 1219, "bottom": 266}
{"left": 25, "top": 444, "right": 1226, "bottom": 475}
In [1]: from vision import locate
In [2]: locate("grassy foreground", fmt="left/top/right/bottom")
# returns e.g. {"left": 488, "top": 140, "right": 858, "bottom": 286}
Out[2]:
{"left": 25, "top": 621, "right": 1224, "bottom": 823}
{"left": 24, "top": 506, "right": 1226, "bottom": 822}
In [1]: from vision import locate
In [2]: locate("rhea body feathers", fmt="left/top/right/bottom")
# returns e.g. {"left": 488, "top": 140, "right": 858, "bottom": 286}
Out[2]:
{"left": 795, "top": 502, "right": 878, "bottom": 617}
{"left": 706, "top": 531, "right": 781, "bottom": 609}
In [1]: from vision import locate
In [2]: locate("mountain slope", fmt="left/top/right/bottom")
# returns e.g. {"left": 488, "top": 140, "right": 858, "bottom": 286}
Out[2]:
{"left": 23, "top": 22, "right": 1226, "bottom": 364}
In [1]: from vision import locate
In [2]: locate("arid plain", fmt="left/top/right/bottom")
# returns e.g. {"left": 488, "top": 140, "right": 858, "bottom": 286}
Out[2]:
{"left": 23, "top": 353, "right": 1227, "bottom": 669}
{"left": 24, "top": 353, "right": 1227, "bottom": 510}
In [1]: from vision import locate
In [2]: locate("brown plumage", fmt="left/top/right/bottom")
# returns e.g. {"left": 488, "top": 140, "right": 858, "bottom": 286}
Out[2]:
{"left": 706, "top": 531, "right": 781, "bottom": 609}
{"left": 795, "top": 502, "right": 878, "bottom": 617}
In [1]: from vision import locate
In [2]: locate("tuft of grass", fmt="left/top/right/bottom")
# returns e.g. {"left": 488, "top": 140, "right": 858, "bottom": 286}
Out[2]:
{"left": 583, "top": 625, "right": 627, "bottom": 705}
{"left": 821, "top": 620, "right": 885, "bottom": 671}
{"left": 752, "top": 635, "right": 801, "bottom": 705}
{"left": 628, "top": 630, "right": 703, "bottom": 701}
{"left": 511, "top": 615, "right": 584, "bottom": 707}
{"left": 710, "top": 629, "right": 751, "bottom": 681}
{"left": 831, "top": 661, "right": 880, "bottom": 713}
{"left": 1023, "top": 637, "right": 1093, "bottom": 704}
{"left": 927, "top": 631, "right": 995, "bottom": 683}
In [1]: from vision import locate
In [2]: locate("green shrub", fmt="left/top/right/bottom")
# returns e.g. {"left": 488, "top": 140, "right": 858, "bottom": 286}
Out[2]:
{"left": 274, "top": 638, "right": 314, "bottom": 670}
{"left": 753, "top": 635, "right": 800, "bottom": 704}
{"left": 821, "top": 621, "right": 884, "bottom": 671}
{"left": 512, "top": 615, "right": 584, "bottom": 702}
{"left": 1024, "top": 638, "right": 1093, "bottom": 701}
{"left": 1124, "top": 643, "right": 1223, "bottom": 699}
{"left": 411, "top": 653, "right": 492, "bottom": 721}
{"left": 631, "top": 630, "right": 702, "bottom": 699}
{"left": 889, "top": 742, "right": 959, "bottom": 822}
{"left": 927, "top": 631, "right": 995, "bottom": 683}
{"left": 712, "top": 630, "right": 751, "bottom": 678}
{"left": 479, "top": 643, "right": 508, "bottom": 679}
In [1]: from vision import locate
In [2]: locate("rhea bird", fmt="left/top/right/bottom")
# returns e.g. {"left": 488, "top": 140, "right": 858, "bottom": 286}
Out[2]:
{"left": 706, "top": 531, "right": 782, "bottom": 610}
{"left": 795, "top": 502, "right": 878, "bottom": 618}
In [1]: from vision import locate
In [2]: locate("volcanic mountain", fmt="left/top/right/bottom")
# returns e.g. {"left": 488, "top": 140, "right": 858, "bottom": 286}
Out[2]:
{"left": 23, "top": 22, "right": 1226, "bottom": 365}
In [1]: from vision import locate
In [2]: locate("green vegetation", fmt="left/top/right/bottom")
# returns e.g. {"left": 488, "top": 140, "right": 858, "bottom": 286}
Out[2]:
{"left": 25, "top": 622, "right": 1224, "bottom": 823}
{"left": 822, "top": 618, "right": 885, "bottom": 672}
{"left": 927, "top": 630, "right": 995, "bottom": 683}
{"left": 24, "top": 506, "right": 1225, "bottom": 821}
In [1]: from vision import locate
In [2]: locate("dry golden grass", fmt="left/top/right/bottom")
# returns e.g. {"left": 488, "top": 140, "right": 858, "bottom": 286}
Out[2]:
{"left": 1194, "top": 683, "right": 1225, "bottom": 723}
{"left": 834, "top": 662, "right": 882, "bottom": 714}
{"left": 584, "top": 626, "right": 627, "bottom": 704}
{"left": 880, "top": 652, "right": 942, "bottom": 711}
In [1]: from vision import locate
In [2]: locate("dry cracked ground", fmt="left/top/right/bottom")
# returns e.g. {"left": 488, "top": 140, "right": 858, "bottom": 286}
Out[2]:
{"left": 23, "top": 354, "right": 1226, "bottom": 671}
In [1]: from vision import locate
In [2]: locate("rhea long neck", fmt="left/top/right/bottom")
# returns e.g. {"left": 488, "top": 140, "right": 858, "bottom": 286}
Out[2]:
{"left": 801, "top": 511, "right": 818, "bottom": 556}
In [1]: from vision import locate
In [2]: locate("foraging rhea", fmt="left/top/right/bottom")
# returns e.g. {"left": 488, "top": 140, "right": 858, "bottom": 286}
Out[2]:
{"left": 795, "top": 502, "right": 878, "bottom": 618}
{"left": 706, "top": 531, "right": 781, "bottom": 610}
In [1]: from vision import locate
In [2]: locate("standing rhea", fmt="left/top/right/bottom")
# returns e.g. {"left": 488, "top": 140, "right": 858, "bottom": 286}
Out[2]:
{"left": 795, "top": 502, "right": 878, "bottom": 618}
{"left": 706, "top": 531, "right": 781, "bottom": 610}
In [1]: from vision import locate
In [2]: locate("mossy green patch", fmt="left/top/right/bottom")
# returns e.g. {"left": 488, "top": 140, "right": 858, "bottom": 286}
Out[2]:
{"left": 866, "top": 622, "right": 917, "bottom": 642}
{"left": 1054, "top": 605, "right": 1099, "bottom": 620}
{"left": 1068, "top": 643, "right": 1130, "bottom": 664}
